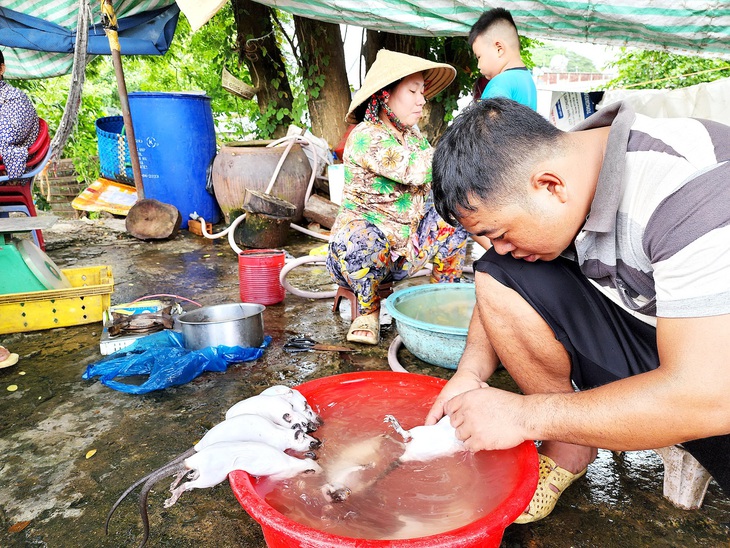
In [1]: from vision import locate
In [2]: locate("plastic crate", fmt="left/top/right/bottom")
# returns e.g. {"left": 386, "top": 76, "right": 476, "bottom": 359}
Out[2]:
{"left": 0, "top": 266, "right": 114, "bottom": 334}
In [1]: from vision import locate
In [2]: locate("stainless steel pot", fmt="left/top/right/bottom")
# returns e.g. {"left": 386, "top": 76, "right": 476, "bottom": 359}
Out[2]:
{"left": 177, "top": 303, "right": 265, "bottom": 350}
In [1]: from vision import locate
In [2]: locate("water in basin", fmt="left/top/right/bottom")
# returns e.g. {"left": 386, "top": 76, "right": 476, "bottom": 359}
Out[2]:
{"left": 253, "top": 387, "right": 521, "bottom": 540}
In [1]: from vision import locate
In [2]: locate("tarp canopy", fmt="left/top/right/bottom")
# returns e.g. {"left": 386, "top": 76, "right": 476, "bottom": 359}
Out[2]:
{"left": 2, "top": 0, "right": 730, "bottom": 79}
{"left": 0, "top": 0, "right": 179, "bottom": 79}
{"left": 199, "top": 0, "right": 730, "bottom": 59}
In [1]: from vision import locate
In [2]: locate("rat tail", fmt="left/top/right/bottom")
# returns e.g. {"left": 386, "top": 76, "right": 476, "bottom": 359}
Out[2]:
{"left": 105, "top": 448, "right": 194, "bottom": 535}
{"left": 137, "top": 460, "right": 188, "bottom": 548}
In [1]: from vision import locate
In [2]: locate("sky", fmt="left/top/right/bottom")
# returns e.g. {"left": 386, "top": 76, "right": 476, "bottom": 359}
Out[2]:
{"left": 340, "top": 26, "right": 621, "bottom": 91}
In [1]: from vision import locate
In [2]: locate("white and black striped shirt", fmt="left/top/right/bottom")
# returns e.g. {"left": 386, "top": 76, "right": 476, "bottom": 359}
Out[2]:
{"left": 572, "top": 101, "right": 730, "bottom": 320}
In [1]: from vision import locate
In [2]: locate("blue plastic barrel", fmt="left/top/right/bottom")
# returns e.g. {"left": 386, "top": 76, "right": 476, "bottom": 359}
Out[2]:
{"left": 128, "top": 92, "right": 220, "bottom": 228}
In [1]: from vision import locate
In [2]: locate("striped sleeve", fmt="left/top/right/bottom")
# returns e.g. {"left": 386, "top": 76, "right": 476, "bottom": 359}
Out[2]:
{"left": 644, "top": 161, "right": 730, "bottom": 317}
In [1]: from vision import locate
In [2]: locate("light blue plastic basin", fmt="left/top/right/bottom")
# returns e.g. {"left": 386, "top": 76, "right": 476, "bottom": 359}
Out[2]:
{"left": 385, "top": 283, "right": 476, "bottom": 369}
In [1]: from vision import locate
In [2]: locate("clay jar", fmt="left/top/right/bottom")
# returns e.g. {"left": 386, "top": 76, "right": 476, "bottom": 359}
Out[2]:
{"left": 211, "top": 140, "right": 312, "bottom": 223}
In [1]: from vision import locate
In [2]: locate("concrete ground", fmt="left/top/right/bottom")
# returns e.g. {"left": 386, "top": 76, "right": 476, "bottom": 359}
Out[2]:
{"left": 0, "top": 217, "right": 728, "bottom": 547}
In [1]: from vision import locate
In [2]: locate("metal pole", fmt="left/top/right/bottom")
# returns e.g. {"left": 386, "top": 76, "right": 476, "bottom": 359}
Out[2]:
{"left": 100, "top": 0, "right": 145, "bottom": 199}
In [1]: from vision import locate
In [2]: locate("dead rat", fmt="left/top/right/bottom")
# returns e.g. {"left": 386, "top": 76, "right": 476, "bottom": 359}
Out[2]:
{"left": 225, "top": 387, "right": 322, "bottom": 432}
{"left": 105, "top": 413, "right": 321, "bottom": 543}
{"left": 112, "top": 440, "right": 321, "bottom": 548}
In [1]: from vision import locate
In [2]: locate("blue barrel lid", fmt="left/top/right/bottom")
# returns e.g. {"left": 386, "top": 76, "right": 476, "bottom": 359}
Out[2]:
{"left": 128, "top": 91, "right": 211, "bottom": 101}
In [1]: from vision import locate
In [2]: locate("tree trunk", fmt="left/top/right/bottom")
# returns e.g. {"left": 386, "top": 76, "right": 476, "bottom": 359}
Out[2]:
{"left": 232, "top": 0, "right": 295, "bottom": 138}
{"left": 294, "top": 16, "right": 351, "bottom": 149}
{"left": 426, "top": 37, "right": 473, "bottom": 145}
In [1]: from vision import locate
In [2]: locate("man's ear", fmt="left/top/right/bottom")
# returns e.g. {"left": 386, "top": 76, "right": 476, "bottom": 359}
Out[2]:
{"left": 531, "top": 171, "right": 568, "bottom": 203}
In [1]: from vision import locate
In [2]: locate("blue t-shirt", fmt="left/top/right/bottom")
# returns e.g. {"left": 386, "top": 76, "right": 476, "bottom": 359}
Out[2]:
{"left": 480, "top": 67, "right": 537, "bottom": 110}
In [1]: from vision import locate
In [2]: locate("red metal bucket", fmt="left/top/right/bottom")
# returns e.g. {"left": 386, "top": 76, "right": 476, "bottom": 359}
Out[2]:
{"left": 239, "top": 249, "right": 286, "bottom": 305}
{"left": 230, "top": 371, "right": 539, "bottom": 547}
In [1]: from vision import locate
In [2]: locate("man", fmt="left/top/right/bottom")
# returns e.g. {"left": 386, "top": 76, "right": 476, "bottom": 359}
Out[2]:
{"left": 427, "top": 97, "right": 730, "bottom": 523}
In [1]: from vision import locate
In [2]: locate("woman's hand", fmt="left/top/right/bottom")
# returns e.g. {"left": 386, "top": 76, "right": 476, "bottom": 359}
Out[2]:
{"left": 424, "top": 369, "right": 488, "bottom": 425}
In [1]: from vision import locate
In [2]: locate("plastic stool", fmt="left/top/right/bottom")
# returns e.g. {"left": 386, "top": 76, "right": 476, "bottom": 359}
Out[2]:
{"left": 0, "top": 192, "right": 45, "bottom": 250}
{"left": 332, "top": 282, "right": 393, "bottom": 319}
{"left": 0, "top": 203, "right": 42, "bottom": 248}
{"left": 654, "top": 445, "right": 712, "bottom": 509}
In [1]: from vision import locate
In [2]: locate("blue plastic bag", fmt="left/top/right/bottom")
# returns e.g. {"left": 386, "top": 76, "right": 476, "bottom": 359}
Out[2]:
{"left": 83, "top": 330, "right": 271, "bottom": 394}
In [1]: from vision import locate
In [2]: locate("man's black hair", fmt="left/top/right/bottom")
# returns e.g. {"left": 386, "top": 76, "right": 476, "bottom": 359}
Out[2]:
{"left": 0, "top": 49, "right": 4, "bottom": 66}
{"left": 468, "top": 8, "right": 519, "bottom": 46}
{"left": 432, "top": 97, "right": 563, "bottom": 226}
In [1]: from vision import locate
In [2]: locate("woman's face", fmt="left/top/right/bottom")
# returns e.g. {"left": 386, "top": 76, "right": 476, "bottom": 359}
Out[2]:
{"left": 384, "top": 72, "right": 427, "bottom": 127}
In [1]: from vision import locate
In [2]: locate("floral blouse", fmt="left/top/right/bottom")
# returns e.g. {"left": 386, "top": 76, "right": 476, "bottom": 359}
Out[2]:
{"left": 330, "top": 120, "right": 433, "bottom": 255}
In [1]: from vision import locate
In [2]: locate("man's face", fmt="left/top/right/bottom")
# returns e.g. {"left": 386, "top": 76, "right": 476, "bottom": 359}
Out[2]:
{"left": 457, "top": 195, "right": 576, "bottom": 262}
{"left": 471, "top": 34, "right": 503, "bottom": 81}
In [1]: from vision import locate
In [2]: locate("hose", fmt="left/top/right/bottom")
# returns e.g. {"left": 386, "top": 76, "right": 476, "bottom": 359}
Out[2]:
{"left": 279, "top": 255, "right": 337, "bottom": 300}
{"left": 387, "top": 335, "right": 410, "bottom": 373}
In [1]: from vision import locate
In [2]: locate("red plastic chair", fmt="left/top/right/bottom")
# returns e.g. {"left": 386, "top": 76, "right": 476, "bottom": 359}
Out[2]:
{"left": 0, "top": 118, "right": 52, "bottom": 250}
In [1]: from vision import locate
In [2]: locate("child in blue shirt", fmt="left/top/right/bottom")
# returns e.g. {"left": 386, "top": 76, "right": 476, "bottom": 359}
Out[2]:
{"left": 469, "top": 8, "right": 537, "bottom": 110}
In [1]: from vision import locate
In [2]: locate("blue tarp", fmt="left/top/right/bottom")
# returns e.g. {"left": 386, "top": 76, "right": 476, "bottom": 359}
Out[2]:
{"left": 0, "top": 4, "right": 179, "bottom": 55}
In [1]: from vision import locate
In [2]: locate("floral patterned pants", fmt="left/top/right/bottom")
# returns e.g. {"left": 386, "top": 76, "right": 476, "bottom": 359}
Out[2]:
{"left": 326, "top": 201, "right": 468, "bottom": 315}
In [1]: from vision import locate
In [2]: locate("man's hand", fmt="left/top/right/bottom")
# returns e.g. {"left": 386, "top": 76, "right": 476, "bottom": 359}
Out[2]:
{"left": 445, "top": 386, "right": 530, "bottom": 452}
{"left": 424, "top": 369, "right": 487, "bottom": 425}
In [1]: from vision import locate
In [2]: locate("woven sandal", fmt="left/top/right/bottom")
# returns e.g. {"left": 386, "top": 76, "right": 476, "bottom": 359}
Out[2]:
{"left": 346, "top": 313, "right": 380, "bottom": 345}
{"left": 513, "top": 454, "right": 586, "bottom": 524}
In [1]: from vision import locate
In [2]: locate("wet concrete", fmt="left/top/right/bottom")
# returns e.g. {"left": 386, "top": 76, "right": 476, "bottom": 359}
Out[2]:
{"left": 0, "top": 217, "right": 728, "bottom": 547}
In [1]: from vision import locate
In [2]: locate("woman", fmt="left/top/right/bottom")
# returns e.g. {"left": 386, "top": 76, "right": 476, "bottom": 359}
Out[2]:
{"left": 0, "top": 49, "right": 40, "bottom": 180}
{"left": 326, "top": 49, "right": 468, "bottom": 345}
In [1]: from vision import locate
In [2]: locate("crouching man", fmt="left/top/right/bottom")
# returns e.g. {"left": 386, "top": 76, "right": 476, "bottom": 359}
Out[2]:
{"left": 426, "top": 97, "right": 730, "bottom": 523}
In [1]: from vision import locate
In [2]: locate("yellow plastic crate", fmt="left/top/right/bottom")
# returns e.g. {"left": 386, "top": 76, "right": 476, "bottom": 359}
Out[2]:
{"left": 0, "top": 266, "right": 114, "bottom": 334}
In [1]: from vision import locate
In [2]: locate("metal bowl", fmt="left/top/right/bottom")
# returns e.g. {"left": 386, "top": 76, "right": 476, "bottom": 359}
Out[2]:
{"left": 177, "top": 303, "right": 265, "bottom": 350}
{"left": 385, "top": 284, "right": 475, "bottom": 369}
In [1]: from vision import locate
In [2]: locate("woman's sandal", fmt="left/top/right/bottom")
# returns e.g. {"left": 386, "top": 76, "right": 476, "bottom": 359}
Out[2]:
{"left": 513, "top": 454, "right": 587, "bottom": 524}
{"left": 346, "top": 313, "right": 380, "bottom": 345}
{"left": 0, "top": 346, "right": 19, "bottom": 369}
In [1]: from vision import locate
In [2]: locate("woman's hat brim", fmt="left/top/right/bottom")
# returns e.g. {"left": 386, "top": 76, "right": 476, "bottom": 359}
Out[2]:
{"left": 345, "top": 49, "right": 457, "bottom": 124}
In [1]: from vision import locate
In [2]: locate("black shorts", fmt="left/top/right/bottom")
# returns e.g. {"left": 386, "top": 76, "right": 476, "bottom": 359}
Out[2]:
{"left": 474, "top": 248, "right": 658, "bottom": 389}
{"left": 473, "top": 248, "right": 730, "bottom": 492}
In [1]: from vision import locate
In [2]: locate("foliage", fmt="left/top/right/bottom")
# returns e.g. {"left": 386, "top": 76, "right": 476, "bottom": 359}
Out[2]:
{"left": 606, "top": 49, "right": 730, "bottom": 90}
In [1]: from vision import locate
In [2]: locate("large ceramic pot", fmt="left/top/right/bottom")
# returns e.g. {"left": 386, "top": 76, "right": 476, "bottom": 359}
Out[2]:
{"left": 212, "top": 140, "right": 312, "bottom": 223}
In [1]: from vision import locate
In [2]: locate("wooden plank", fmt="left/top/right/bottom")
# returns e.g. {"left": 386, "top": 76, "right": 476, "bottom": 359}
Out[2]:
{"left": 0, "top": 216, "right": 58, "bottom": 232}
{"left": 303, "top": 194, "right": 339, "bottom": 229}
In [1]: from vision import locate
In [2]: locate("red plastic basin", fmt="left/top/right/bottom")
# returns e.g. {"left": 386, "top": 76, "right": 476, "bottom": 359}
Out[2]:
{"left": 230, "top": 371, "right": 538, "bottom": 547}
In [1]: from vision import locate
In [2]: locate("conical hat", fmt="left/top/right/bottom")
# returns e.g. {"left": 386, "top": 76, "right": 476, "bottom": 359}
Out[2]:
{"left": 345, "top": 49, "right": 457, "bottom": 124}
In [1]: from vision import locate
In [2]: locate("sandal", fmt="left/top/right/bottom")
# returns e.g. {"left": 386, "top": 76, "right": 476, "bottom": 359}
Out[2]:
{"left": 0, "top": 346, "right": 19, "bottom": 369}
{"left": 346, "top": 313, "right": 380, "bottom": 345}
{"left": 513, "top": 454, "right": 586, "bottom": 524}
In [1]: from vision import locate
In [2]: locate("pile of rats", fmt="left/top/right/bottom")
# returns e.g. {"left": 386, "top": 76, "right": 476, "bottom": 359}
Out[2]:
{"left": 105, "top": 384, "right": 465, "bottom": 547}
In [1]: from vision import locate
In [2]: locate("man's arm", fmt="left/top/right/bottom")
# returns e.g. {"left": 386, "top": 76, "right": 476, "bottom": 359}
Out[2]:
{"left": 446, "top": 314, "right": 730, "bottom": 451}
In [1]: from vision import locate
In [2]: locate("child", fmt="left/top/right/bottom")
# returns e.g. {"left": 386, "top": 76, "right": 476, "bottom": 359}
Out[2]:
{"left": 468, "top": 8, "right": 537, "bottom": 110}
